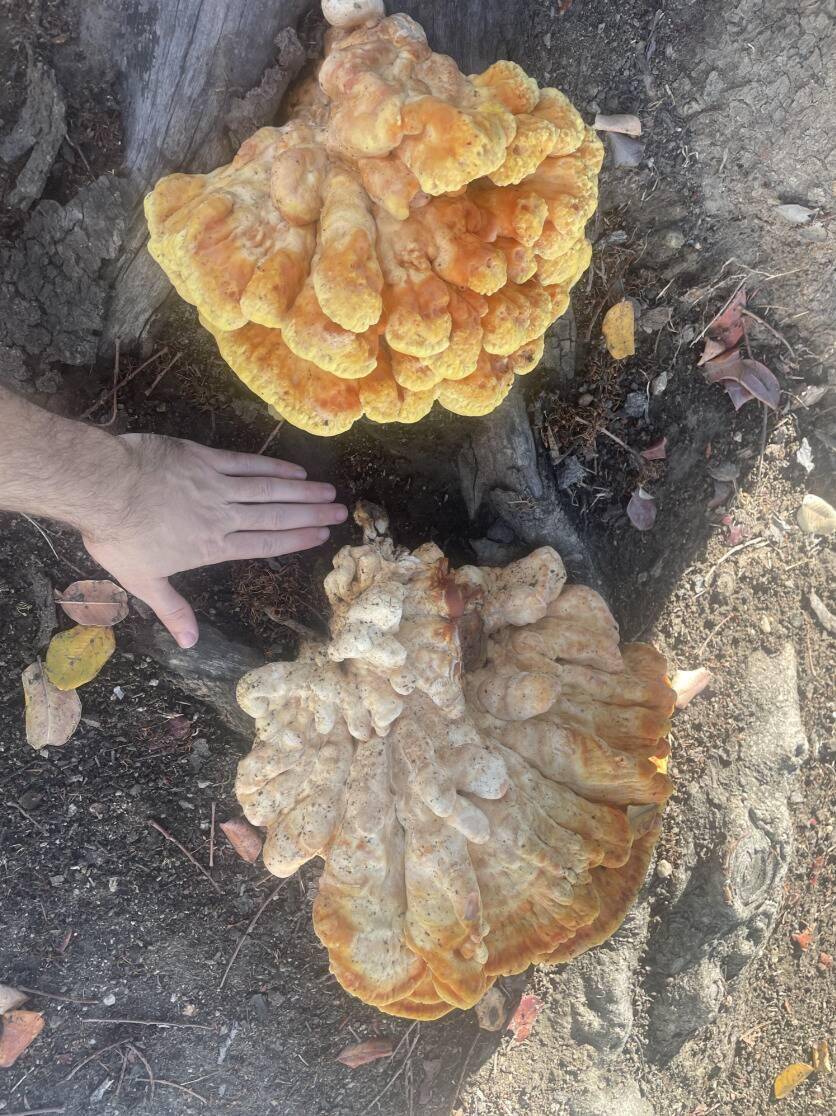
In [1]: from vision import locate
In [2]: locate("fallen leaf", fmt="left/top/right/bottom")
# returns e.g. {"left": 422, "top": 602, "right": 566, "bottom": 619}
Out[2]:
{"left": 627, "top": 487, "right": 657, "bottom": 531}
{"left": 704, "top": 289, "right": 747, "bottom": 352}
{"left": 774, "top": 1062, "right": 814, "bottom": 1100}
{"left": 165, "top": 714, "right": 193, "bottom": 741}
{"left": 818, "top": 952, "right": 833, "bottom": 971}
{"left": 775, "top": 203, "right": 814, "bottom": 225}
{"left": 607, "top": 132, "right": 644, "bottom": 167}
{"left": 336, "top": 1038, "right": 394, "bottom": 1068}
{"left": 791, "top": 927, "right": 813, "bottom": 951}
{"left": 639, "top": 304, "right": 671, "bottom": 332}
{"left": 220, "top": 817, "right": 264, "bottom": 864}
{"left": 812, "top": 1038, "right": 831, "bottom": 1074}
{"left": 704, "top": 355, "right": 780, "bottom": 411}
{"left": 670, "top": 668, "right": 712, "bottom": 710}
{"left": 0, "top": 1010, "right": 45, "bottom": 1068}
{"left": 641, "top": 437, "right": 667, "bottom": 461}
{"left": 44, "top": 625, "right": 116, "bottom": 691}
{"left": 0, "top": 985, "right": 28, "bottom": 1014}
{"left": 602, "top": 300, "right": 635, "bottom": 359}
{"left": 474, "top": 987, "right": 507, "bottom": 1031}
{"left": 21, "top": 659, "right": 82, "bottom": 749}
{"left": 55, "top": 580, "right": 129, "bottom": 627}
{"left": 698, "top": 337, "right": 734, "bottom": 366}
{"left": 507, "top": 994, "right": 543, "bottom": 1042}
{"left": 594, "top": 112, "right": 642, "bottom": 136}
{"left": 796, "top": 438, "right": 814, "bottom": 473}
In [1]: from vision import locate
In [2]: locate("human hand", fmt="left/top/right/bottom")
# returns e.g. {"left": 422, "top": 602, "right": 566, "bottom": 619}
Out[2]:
{"left": 82, "top": 433, "right": 346, "bottom": 648}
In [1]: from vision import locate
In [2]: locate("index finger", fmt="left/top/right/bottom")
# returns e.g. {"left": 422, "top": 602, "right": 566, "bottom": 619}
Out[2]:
{"left": 193, "top": 443, "right": 307, "bottom": 479}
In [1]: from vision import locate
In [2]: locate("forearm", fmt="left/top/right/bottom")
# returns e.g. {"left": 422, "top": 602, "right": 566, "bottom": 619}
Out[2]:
{"left": 0, "top": 386, "right": 131, "bottom": 539}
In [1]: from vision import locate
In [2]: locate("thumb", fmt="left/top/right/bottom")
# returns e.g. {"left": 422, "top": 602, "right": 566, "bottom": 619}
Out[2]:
{"left": 135, "top": 577, "right": 199, "bottom": 649}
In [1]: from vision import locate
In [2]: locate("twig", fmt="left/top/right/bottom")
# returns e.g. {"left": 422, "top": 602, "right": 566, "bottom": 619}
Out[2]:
{"left": 62, "top": 1040, "right": 128, "bottom": 1082}
{"left": 19, "top": 514, "right": 86, "bottom": 577}
{"left": 115, "top": 1046, "right": 128, "bottom": 1097}
{"left": 449, "top": 1030, "right": 480, "bottom": 1114}
{"left": 147, "top": 818, "right": 222, "bottom": 894}
{"left": 15, "top": 985, "right": 99, "bottom": 1005}
{"left": 219, "top": 880, "right": 287, "bottom": 990}
{"left": 127, "top": 1042, "right": 155, "bottom": 1103}
{"left": 740, "top": 307, "right": 796, "bottom": 358}
{"left": 705, "top": 537, "right": 768, "bottom": 584}
{"left": 82, "top": 1017, "right": 213, "bottom": 1030}
{"left": 697, "top": 612, "right": 733, "bottom": 655}
{"left": 144, "top": 352, "right": 182, "bottom": 397}
{"left": 257, "top": 420, "right": 284, "bottom": 455}
{"left": 574, "top": 417, "right": 640, "bottom": 460}
{"left": 79, "top": 348, "right": 167, "bottom": 421}
{"left": 209, "top": 802, "right": 216, "bottom": 870}
{"left": 137, "top": 1078, "right": 207, "bottom": 1105}
{"left": 96, "top": 339, "right": 120, "bottom": 427}
{"left": 65, "top": 134, "right": 93, "bottom": 176}
{"left": 3, "top": 1108, "right": 65, "bottom": 1115}
{"left": 6, "top": 800, "right": 48, "bottom": 835}
{"left": 361, "top": 1025, "right": 421, "bottom": 1114}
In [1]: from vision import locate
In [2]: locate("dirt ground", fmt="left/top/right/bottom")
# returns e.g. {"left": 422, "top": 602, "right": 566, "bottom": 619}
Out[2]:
{"left": 1, "top": 1, "right": 834, "bottom": 1114}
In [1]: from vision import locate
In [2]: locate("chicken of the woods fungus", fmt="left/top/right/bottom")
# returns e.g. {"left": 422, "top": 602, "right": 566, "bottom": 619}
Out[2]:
{"left": 145, "top": 0, "right": 603, "bottom": 435}
{"left": 235, "top": 506, "right": 675, "bottom": 1019}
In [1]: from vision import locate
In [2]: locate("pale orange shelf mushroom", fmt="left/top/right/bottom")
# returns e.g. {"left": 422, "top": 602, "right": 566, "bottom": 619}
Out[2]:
{"left": 145, "top": 1, "right": 603, "bottom": 435}
{"left": 235, "top": 507, "right": 675, "bottom": 1019}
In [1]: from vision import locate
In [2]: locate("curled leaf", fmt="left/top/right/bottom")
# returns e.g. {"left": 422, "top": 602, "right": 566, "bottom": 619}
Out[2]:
{"left": 594, "top": 112, "right": 642, "bottom": 136}
{"left": 774, "top": 1062, "right": 814, "bottom": 1100}
{"left": 641, "top": 437, "right": 667, "bottom": 461}
{"left": 220, "top": 817, "right": 264, "bottom": 864}
{"left": 0, "top": 985, "right": 28, "bottom": 1014}
{"left": 704, "top": 356, "right": 780, "bottom": 411}
{"left": 602, "top": 300, "right": 636, "bottom": 359}
{"left": 507, "top": 994, "right": 543, "bottom": 1043}
{"left": 670, "top": 668, "right": 712, "bottom": 710}
{"left": 44, "top": 625, "right": 116, "bottom": 691}
{"left": 336, "top": 1038, "right": 394, "bottom": 1068}
{"left": 811, "top": 1039, "right": 831, "bottom": 1074}
{"left": 627, "top": 487, "right": 657, "bottom": 531}
{"left": 0, "top": 1010, "right": 45, "bottom": 1068}
{"left": 55, "top": 580, "right": 129, "bottom": 627}
{"left": 22, "top": 659, "right": 82, "bottom": 750}
{"left": 698, "top": 337, "right": 734, "bottom": 366}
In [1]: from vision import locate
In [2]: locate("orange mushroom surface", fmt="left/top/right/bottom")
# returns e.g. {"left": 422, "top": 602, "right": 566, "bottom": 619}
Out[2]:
{"left": 235, "top": 508, "right": 675, "bottom": 1019}
{"left": 145, "top": 3, "right": 603, "bottom": 435}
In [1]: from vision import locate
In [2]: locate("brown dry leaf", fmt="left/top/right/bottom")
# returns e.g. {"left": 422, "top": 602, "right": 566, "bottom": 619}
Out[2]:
{"left": 791, "top": 927, "right": 813, "bottom": 951}
{"left": 55, "top": 580, "right": 129, "bottom": 627}
{"left": 626, "top": 487, "right": 657, "bottom": 531}
{"left": 0, "top": 1010, "right": 45, "bottom": 1068}
{"left": 811, "top": 1038, "right": 831, "bottom": 1074}
{"left": 220, "top": 817, "right": 264, "bottom": 864}
{"left": 22, "top": 659, "right": 82, "bottom": 750}
{"left": 507, "top": 994, "right": 543, "bottom": 1042}
{"left": 705, "top": 289, "right": 746, "bottom": 351}
{"left": 641, "top": 437, "right": 668, "bottom": 461}
{"left": 602, "top": 300, "right": 635, "bottom": 359}
{"left": 670, "top": 668, "right": 712, "bottom": 710}
{"left": 774, "top": 1062, "right": 814, "bottom": 1100}
{"left": 697, "top": 337, "right": 734, "bottom": 366}
{"left": 336, "top": 1038, "right": 394, "bottom": 1068}
{"left": 817, "top": 951, "right": 833, "bottom": 970}
{"left": 474, "top": 986, "right": 507, "bottom": 1031}
{"left": 45, "top": 625, "right": 116, "bottom": 690}
{"left": 594, "top": 112, "right": 642, "bottom": 137}
{"left": 0, "top": 985, "right": 28, "bottom": 1014}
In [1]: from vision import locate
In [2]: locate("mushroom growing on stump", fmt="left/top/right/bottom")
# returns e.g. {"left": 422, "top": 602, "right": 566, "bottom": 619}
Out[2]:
{"left": 145, "top": 2, "right": 602, "bottom": 435}
{"left": 235, "top": 506, "right": 675, "bottom": 1019}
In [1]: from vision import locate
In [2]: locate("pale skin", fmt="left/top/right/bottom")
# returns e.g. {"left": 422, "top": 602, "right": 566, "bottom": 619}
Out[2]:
{"left": 0, "top": 386, "right": 348, "bottom": 648}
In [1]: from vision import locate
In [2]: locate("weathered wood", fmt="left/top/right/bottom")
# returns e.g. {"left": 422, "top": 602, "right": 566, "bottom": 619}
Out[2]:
{"left": 397, "top": 0, "right": 545, "bottom": 72}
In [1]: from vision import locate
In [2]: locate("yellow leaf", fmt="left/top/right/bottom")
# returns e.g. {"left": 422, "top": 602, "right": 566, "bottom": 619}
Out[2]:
{"left": 649, "top": 754, "right": 669, "bottom": 774}
{"left": 602, "top": 300, "right": 635, "bottom": 359}
{"left": 44, "top": 625, "right": 116, "bottom": 691}
{"left": 812, "top": 1038, "right": 831, "bottom": 1074}
{"left": 22, "top": 660, "right": 82, "bottom": 749}
{"left": 774, "top": 1062, "right": 814, "bottom": 1099}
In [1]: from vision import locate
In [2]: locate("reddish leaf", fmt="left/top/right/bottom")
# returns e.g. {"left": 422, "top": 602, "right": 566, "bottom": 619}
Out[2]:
{"left": 698, "top": 338, "right": 734, "bottom": 366}
{"left": 641, "top": 437, "right": 668, "bottom": 461}
{"left": 0, "top": 1010, "right": 44, "bottom": 1068}
{"left": 336, "top": 1039, "right": 394, "bottom": 1068}
{"left": 626, "top": 487, "right": 657, "bottom": 531}
{"left": 55, "top": 580, "right": 129, "bottom": 627}
{"left": 220, "top": 817, "right": 264, "bottom": 864}
{"left": 165, "top": 714, "right": 193, "bottom": 741}
{"left": 705, "top": 289, "right": 746, "bottom": 351}
{"left": 791, "top": 927, "right": 813, "bottom": 951}
{"left": 704, "top": 355, "right": 780, "bottom": 411}
{"left": 507, "top": 994, "right": 543, "bottom": 1042}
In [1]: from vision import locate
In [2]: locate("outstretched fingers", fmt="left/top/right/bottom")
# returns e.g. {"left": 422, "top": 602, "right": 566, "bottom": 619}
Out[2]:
{"left": 223, "top": 527, "right": 333, "bottom": 561}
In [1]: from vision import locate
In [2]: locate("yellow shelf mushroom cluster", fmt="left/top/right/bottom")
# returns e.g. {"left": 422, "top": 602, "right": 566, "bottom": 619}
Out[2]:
{"left": 235, "top": 508, "right": 675, "bottom": 1019}
{"left": 145, "top": 1, "right": 603, "bottom": 435}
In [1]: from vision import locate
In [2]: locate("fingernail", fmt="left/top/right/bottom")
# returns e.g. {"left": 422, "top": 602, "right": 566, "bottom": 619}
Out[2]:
{"left": 178, "top": 630, "right": 198, "bottom": 649}
{"left": 290, "top": 466, "right": 307, "bottom": 478}
{"left": 317, "top": 528, "right": 330, "bottom": 542}
{"left": 321, "top": 484, "right": 337, "bottom": 500}
{"left": 334, "top": 505, "right": 349, "bottom": 522}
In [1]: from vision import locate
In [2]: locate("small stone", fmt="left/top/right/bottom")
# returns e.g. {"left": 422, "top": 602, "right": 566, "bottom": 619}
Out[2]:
{"left": 50, "top": 874, "right": 65, "bottom": 887}
{"left": 759, "top": 616, "right": 772, "bottom": 635}
{"left": 578, "top": 392, "right": 594, "bottom": 407}
{"left": 656, "top": 859, "right": 673, "bottom": 879}
{"left": 102, "top": 992, "right": 116, "bottom": 1006}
